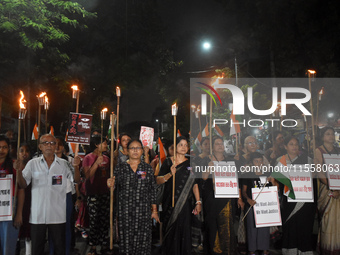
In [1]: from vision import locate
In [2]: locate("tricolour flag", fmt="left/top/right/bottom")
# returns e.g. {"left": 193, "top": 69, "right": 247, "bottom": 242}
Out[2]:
{"left": 31, "top": 124, "right": 38, "bottom": 140}
{"left": 49, "top": 126, "right": 54, "bottom": 136}
{"left": 177, "top": 129, "right": 182, "bottom": 137}
{"left": 271, "top": 156, "right": 296, "bottom": 199}
{"left": 65, "top": 129, "right": 77, "bottom": 155}
{"left": 158, "top": 137, "right": 167, "bottom": 168}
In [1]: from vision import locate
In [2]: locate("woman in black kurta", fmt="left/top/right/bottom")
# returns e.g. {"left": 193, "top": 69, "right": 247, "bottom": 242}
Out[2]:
{"left": 275, "top": 136, "right": 316, "bottom": 255}
{"left": 157, "top": 136, "right": 201, "bottom": 255}
{"left": 202, "top": 136, "right": 239, "bottom": 255}
{"left": 108, "top": 139, "right": 159, "bottom": 255}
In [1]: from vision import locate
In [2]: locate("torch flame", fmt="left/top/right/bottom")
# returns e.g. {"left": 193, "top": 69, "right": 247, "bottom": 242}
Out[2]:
{"left": 19, "top": 91, "right": 26, "bottom": 109}
{"left": 45, "top": 96, "right": 48, "bottom": 103}
{"left": 319, "top": 87, "right": 324, "bottom": 95}
{"left": 102, "top": 108, "right": 108, "bottom": 112}
{"left": 191, "top": 104, "right": 196, "bottom": 109}
{"left": 38, "top": 92, "right": 46, "bottom": 98}
{"left": 71, "top": 85, "right": 78, "bottom": 91}
{"left": 308, "top": 70, "right": 316, "bottom": 74}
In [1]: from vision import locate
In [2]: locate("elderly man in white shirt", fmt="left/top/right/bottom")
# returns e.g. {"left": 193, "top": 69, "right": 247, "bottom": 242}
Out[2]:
{"left": 17, "top": 134, "right": 73, "bottom": 255}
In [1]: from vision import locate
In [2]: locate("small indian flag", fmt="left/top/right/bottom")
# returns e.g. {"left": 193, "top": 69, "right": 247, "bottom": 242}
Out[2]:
{"left": 271, "top": 156, "right": 296, "bottom": 199}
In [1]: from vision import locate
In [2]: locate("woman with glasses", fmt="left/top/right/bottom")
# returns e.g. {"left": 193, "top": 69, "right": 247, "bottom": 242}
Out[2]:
{"left": 156, "top": 136, "right": 201, "bottom": 255}
{"left": 83, "top": 135, "right": 110, "bottom": 255}
{"left": 0, "top": 135, "right": 25, "bottom": 255}
{"left": 107, "top": 139, "right": 159, "bottom": 255}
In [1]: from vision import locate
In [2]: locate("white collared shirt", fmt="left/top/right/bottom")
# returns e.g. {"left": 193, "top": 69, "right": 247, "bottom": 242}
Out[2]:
{"left": 22, "top": 155, "right": 73, "bottom": 224}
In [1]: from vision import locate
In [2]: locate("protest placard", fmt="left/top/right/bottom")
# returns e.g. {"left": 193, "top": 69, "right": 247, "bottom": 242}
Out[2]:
{"left": 139, "top": 126, "right": 154, "bottom": 148}
{"left": 213, "top": 161, "right": 239, "bottom": 198}
{"left": 324, "top": 154, "right": 340, "bottom": 190}
{"left": 287, "top": 165, "right": 314, "bottom": 202}
{"left": 252, "top": 186, "right": 282, "bottom": 228}
{"left": 66, "top": 113, "right": 93, "bottom": 145}
{"left": 0, "top": 175, "right": 13, "bottom": 221}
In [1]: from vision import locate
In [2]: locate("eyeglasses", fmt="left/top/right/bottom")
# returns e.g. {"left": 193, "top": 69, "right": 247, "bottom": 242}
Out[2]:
{"left": 40, "top": 141, "right": 57, "bottom": 146}
{"left": 128, "top": 147, "right": 143, "bottom": 151}
{"left": 246, "top": 142, "right": 257, "bottom": 145}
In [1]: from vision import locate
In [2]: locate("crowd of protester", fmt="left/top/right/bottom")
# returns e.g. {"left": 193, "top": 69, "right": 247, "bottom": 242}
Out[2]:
{"left": 0, "top": 126, "right": 339, "bottom": 255}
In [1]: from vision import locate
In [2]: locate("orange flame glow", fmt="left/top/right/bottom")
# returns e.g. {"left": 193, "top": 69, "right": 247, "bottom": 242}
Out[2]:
{"left": 38, "top": 92, "right": 46, "bottom": 98}
{"left": 45, "top": 96, "right": 49, "bottom": 103}
{"left": 19, "top": 91, "right": 26, "bottom": 109}
{"left": 71, "top": 85, "right": 78, "bottom": 91}
{"left": 102, "top": 108, "right": 108, "bottom": 112}
{"left": 308, "top": 70, "right": 316, "bottom": 74}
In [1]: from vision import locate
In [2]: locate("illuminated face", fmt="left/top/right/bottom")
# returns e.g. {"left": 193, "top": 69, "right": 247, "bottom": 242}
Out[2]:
{"left": 213, "top": 138, "right": 224, "bottom": 154}
{"left": 55, "top": 139, "right": 65, "bottom": 155}
{"left": 18, "top": 146, "right": 30, "bottom": 162}
{"left": 0, "top": 141, "right": 9, "bottom": 161}
{"left": 245, "top": 137, "right": 258, "bottom": 153}
{"left": 323, "top": 129, "right": 335, "bottom": 144}
{"left": 176, "top": 139, "right": 189, "bottom": 155}
{"left": 121, "top": 135, "right": 131, "bottom": 149}
{"left": 128, "top": 141, "right": 143, "bottom": 159}
{"left": 200, "top": 139, "right": 210, "bottom": 154}
{"left": 284, "top": 138, "right": 299, "bottom": 156}
{"left": 39, "top": 135, "right": 57, "bottom": 156}
{"left": 97, "top": 141, "right": 108, "bottom": 152}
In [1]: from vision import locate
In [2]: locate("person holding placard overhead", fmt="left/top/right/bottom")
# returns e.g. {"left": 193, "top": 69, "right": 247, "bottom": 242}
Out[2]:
{"left": 275, "top": 136, "right": 316, "bottom": 255}
{"left": 315, "top": 127, "right": 340, "bottom": 255}
{"left": 202, "top": 136, "right": 243, "bottom": 255}
{"left": 242, "top": 152, "right": 278, "bottom": 255}
{"left": 157, "top": 136, "right": 201, "bottom": 255}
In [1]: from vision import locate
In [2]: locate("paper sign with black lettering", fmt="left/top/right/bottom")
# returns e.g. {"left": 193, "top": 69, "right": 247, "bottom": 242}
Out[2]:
{"left": 66, "top": 113, "right": 93, "bottom": 145}
{"left": 252, "top": 186, "right": 282, "bottom": 228}
{"left": 324, "top": 154, "right": 340, "bottom": 190}
{"left": 0, "top": 175, "right": 13, "bottom": 221}
{"left": 213, "top": 161, "right": 239, "bottom": 198}
{"left": 287, "top": 165, "right": 314, "bottom": 202}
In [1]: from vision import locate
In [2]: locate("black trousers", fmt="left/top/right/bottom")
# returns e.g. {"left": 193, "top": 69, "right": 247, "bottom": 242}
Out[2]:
{"left": 31, "top": 223, "right": 66, "bottom": 255}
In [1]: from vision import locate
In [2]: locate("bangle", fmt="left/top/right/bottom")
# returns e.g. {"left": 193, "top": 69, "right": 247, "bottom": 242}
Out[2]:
{"left": 73, "top": 164, "right": 79, "bottom": 167}
{"left": 163, "top": 176, "right": 167, "bottom": 182}
{"left": 195, "top": 201, "right": 202, "bottom": 205}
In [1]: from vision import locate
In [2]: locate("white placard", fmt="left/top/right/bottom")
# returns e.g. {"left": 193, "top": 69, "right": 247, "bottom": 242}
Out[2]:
{"left": 287, "top": 165, "right": 314, "bottom": 202}
{"left": 0, "top": 175, "right": 13, "bottom": 221}
{"left": 213, "top": 161, "right": 239, "bottom": 198}
{"left": 139, "top": 126, "right": 154, "bottom": 148}
{"left": 252, "top": 186, "right": 282, "bottom": 228}
{"left": 324, "top": 154, "right": 340, "bottom": 190}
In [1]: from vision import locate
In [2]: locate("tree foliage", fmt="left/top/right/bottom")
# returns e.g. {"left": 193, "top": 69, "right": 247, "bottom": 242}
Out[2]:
{"left": 0, "top": 0, "right": 96, "bottom": 51}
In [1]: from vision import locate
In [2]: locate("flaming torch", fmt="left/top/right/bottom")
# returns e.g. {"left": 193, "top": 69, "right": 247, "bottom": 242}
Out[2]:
{"left": 307, "top": 70, "right": 316, "bottom": 160}
{"left": 171, "top": 103, "right": 178, "bottom": 207}
{"left": 115, "top": 86, "right": 121, "bottom": 150}
{"left": 71, "top": 85, "right": 80, "bottom": 113}
{"left": 71, "top": 85, "right": 80, "bottom": 156}
{"left": 36, "top": 92, "right": 46, "bottom": 137}
{"left": 14, "top": 91, "right": 27, "bottom": 219}
{"left": 110, "top": 111, "right": 116, "bottom": 250}
{"left": 316, "top": 87, "right": 324, "bottom": 126}
{"left": 100, "top": 108, "right": 108, "bottom": 153}
{"left": 44, "top": 96, "right": 49, "bottom": 133}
